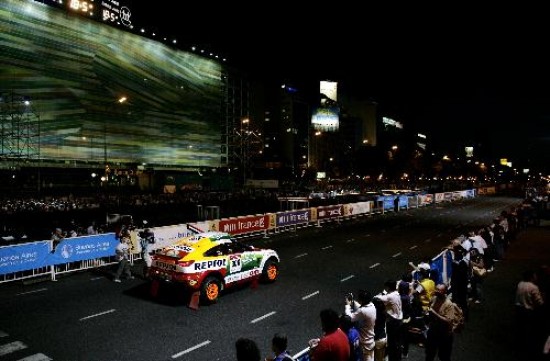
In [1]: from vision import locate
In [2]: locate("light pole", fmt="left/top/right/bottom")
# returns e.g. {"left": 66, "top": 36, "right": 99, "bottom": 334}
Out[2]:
{"left": 241, "top": 117, "right": 250, "bottom": 185}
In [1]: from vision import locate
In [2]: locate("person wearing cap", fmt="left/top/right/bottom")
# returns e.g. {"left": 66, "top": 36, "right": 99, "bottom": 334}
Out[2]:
{"left": 425, "top": 284, "right": 455, "bottom": 361}
{"left": 412, "top": 265, "right": 435, "bottom": 313}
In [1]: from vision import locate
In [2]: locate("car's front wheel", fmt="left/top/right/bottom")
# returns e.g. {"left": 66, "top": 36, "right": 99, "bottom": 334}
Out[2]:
{"left": 261, "top": 259, "right": 279, "bottom": 283}
{"left": 200, "top": 276, "right": 221, "bottom": 304}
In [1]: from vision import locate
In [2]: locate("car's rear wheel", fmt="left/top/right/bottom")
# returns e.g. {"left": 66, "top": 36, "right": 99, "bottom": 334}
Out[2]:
{"left": 261, "top": 259, "right": 279, "bottom": 283}
{"left": 200, "top": 276, "right": 221, "bottom": 304}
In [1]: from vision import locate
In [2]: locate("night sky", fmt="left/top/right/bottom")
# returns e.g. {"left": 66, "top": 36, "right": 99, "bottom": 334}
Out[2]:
{"left": 128, "top": 2, "right": 550, "bottom": 170}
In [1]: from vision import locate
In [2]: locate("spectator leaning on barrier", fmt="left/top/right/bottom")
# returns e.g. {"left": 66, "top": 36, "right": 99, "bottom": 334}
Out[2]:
{"left": 371, "top": 297, "right": 387, "bottom": 361}
{"left": 398, "top": 278, "right": 414, "bottom": 359}
{"left": 265, "top": 333, "right": 294, "bottom": 361}
{"left": 345, "top": 290, "right": 377, "bottom": 361}
{"left": 450, "top": 244, "right": 469, "bottom": 319}
{"left": 374, "top": 280, "right": 403, "bottom": 361}
{"left": 235, "top": 338, "right": 262, "bottom": 361}
{"left": 425, "top": 284, "right": 456, "bottom": 361}
{"left": 310, "top": 308, "right": 350, "bottom": 361}
{"left": 340, "top": 314, "right": 363, "bottom": 361}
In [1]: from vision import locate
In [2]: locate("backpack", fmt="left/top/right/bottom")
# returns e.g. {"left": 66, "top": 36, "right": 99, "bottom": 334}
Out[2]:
{"left": 446, "top": 300, "right": 465, "bottom": 333}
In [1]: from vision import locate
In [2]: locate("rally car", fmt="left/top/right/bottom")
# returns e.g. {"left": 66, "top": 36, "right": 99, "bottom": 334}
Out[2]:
{"left": 148, "top": 232, "right": 280, "bottom": 304}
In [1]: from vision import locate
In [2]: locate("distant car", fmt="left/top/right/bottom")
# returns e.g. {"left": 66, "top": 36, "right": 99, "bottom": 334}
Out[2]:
{"left": 148, "top": 232, "right": 280, "bottom": 304}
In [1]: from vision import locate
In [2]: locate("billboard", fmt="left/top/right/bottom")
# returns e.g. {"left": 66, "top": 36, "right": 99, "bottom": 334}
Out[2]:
{"left": 311, "top": 107, "right": 339, "bottom": 132}
{"left": 0, "top": 0, "right": 222, "bottom": 169}
{"left": 320, "top": 80, "right": 338, "bottom": 102}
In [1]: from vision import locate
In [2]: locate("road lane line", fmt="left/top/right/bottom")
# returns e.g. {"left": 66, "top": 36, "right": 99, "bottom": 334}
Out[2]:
{"left": 369, "top": 263, "right": 380, "bottom": 269}
{"left": 171, "top": 340, "right": 211, "bottom": 359}
{"left": 365, "top": 234, "right": 371, "bottom": 237}
{"left": 409, "top": 245, "right": 418, "bottom": 250}
{"left": 340, "top": 275, "right": 355, "bottom": 282}
{"left": 346, "top": 239, "right": 355, "bottom": 243}
{"left": 321, "top": 245, "right": 333, "bottom": 250}
{"left": 392, "top": 252, "right": 402, "bottom": 258}
{"left": 16, "top": 288, "right": 47, "bottom": 296}
{"left": 294, "top": 253, "right": 308, "bottom": 259}
{"left": 17, "top": 353, "right": 53, "bottom": 361}
{"left": 79, "top": 309, "right": 116, "bottom": 321}
{"left": 90, "top": 277, "right": 103, "bottom": 281}
{"left": 424, "top": 238, "right": 431, "bottom": 243}
{"left": 0, "top": 341, "right": 27, "bottom": 357}
{"left": 251, "top": 311, "right": 276, "bottom": 324}
{"left": 302, "top": 291, "right": 320, "bottom": 300}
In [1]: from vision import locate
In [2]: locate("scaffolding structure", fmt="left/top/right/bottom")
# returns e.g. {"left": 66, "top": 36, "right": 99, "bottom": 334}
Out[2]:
{"left": 0, "top": 92, "right": 40, "bottom": 169}
{"left": 221, "top": 69, "right": 251, "bottom": 177}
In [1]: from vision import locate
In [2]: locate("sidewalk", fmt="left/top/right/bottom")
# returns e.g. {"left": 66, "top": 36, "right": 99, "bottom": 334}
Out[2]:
{"left": 406, "top": 221, "right": 550, "bottom": 361}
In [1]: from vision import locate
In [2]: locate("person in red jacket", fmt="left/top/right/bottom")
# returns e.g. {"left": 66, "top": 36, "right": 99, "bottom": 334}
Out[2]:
{"left": 310, "top": 308, "right": 350, "bottom": 361}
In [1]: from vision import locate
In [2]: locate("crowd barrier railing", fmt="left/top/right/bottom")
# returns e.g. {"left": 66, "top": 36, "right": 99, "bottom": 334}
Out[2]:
{"left": 1, "top": 188, "right": 486, "bottom": 284}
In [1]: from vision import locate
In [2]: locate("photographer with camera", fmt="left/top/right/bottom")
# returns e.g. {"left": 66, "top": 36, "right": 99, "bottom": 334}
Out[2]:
{"left": 374, "top": 280, "right": 403, "bottom": 361}
{"left": 344, "top": 289, "right": 377, "bottom": 361}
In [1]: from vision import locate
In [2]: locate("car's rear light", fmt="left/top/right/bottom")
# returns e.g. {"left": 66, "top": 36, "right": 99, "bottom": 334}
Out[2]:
{"left": 177, "top": 260, "right": 195, "bottom": 267}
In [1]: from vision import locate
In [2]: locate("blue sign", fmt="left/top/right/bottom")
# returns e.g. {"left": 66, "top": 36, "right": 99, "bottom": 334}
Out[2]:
{"left": 0, "top": 241, "right": 51, "bottom": 275}
{"left": 48, "top": 234, "right": 118, "bottom": 265}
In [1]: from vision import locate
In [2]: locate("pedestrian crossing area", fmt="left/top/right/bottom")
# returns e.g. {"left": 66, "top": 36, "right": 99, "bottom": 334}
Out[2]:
{"left": 0, "top": 331, "right": 51, "bottom": 361}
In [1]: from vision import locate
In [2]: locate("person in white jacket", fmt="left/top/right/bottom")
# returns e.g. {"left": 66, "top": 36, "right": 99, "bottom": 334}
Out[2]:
{"left": 345, "top": 289, "right": 377, "bottom": 361}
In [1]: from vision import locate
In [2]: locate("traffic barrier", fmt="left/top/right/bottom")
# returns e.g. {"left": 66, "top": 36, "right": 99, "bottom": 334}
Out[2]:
{"left": 1, "top": 189, "right": 480, "bottom": 284}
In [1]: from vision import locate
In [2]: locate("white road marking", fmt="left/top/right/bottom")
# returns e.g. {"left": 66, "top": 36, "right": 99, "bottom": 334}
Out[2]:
{"left": 365, "top": 234, "right": 371, "bottom": 237}
{"left": 409, "top": 245, "right": 418, "bottom": 250}
{"left": 340, "top": 275, "right": 355, "bottom": 282}
{"left": 0, "top": 341, "right": 27, "bottom": 357}
{"left": 251, "top": 311, "right": 276, "bottom": 324}
{"left": 294, "top": 253, "right": 308, "bottom": 259}
{"left": 17, "top": 353, "right": 53, "bottom": 361}
{"left": 425, "top": 238, "right": 431, "bottom": 243}
{"left": 437, "top": 233, "right": 443, "bottom": 237}
{"left": 302, "top": 291, "right": 320, "bottom": 300}
{"left": 369, "top": 263, "right": 380, "bottom": 269}
{"left": 171, "top": 340, "right": 211, "bottom": 359}
{"left": 16, "top": 288, "right": 47, "bottom": 296}
{"left": 90, "top": 277, "right": 104, "bottom": 281}
{"left": 321, "top": 245, "right": 333, "bottom": 250}
{"left": 392, "top": 252, "right": 402, "bottom": 258}
{"left": 79, "top": 309, "right": 116, "bottom": 321}
{"left": 346, "top": 239, "right": 355, "bottom": 243}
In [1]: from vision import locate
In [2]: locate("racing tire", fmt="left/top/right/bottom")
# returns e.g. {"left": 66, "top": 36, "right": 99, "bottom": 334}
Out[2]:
{"left": 261, "top": 259, "right": 279, "bottom": 283}
{"left": 200, "top": 276, "right": 222, "bottom": 305}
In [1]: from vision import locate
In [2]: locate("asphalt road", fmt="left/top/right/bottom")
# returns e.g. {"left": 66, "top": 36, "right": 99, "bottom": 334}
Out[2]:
{"left": 1, "top": 196, "right": 546, "bottom": 361}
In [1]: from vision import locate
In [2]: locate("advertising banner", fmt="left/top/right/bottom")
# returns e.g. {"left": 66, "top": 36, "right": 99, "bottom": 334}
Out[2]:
{"left": 317, "top": 205, "right": 343, "bottom": 219}
{"left": 275, "top": 210, "right": 311, "bottom": 227}
{"left": 434, "top": 193, "right": 445, "bottom": 203}
{"left": 218, "top": 215, "right": 269, "bottom": 235}
{"left": 49, "top": 234, "right": 118, "bottom": 265}
{"left": 444, "top": 192, "right": 453, "bottom": 201}
{"left": 344, "top": 201, "right": 372, "bottom": 216}
{"left": 147, "top": 224, "right": 191, "bottom": 251}
{"left": 0, "top": 242, "right": 51, "bottom": 275}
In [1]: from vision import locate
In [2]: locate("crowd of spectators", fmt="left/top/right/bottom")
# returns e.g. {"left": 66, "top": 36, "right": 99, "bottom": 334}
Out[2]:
{"left": 232, "top": 197, "right": 549, "bottom": 361}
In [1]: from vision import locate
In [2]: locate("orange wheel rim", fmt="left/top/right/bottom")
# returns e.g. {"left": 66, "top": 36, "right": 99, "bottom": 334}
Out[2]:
{"left": 206, "top": 283, "right": 218, "bottom": 300}
{"left": 267, "top": 265, "right": 277, "bottom": 280}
